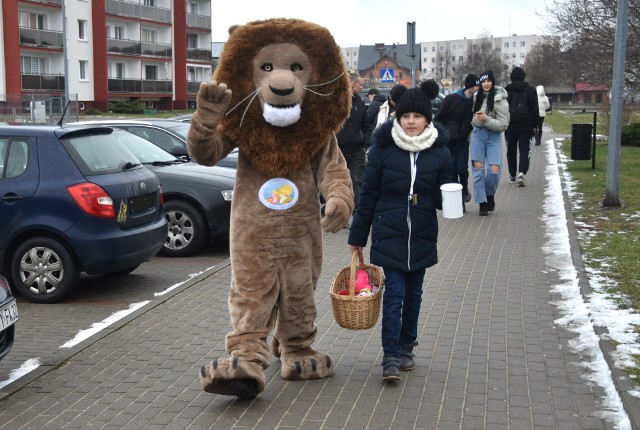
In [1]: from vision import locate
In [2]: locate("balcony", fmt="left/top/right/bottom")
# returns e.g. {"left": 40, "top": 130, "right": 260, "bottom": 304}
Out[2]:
{"left": 22, "top": 74, "right": 65, "bottom": 91}
{"left": 107, "top": 38, "right": 172, "bottom": 58}
{"left": 187, "top": 81, "right": 201, "bottom": 94}
{"left": 19, "top": 27, "right": 64, "bottom": 49}
{"left": 27, "top": 0, "right": 62, "bottom": 4}
{"left": 108, "top": 78, "right": 172, "bottom": 93}
{"left": 186, "top": 13, "right": 211, "bottom": 30}
{"left": 186, "top": 48, "right": 212, "bottom": 62}
{"left": 106, "top": 0, "right": 171, "bottom": 23}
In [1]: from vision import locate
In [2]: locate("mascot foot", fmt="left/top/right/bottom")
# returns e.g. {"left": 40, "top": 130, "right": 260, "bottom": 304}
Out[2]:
{"left": 199, "top": 357, "right": 265, "bottom": 399}
{"left": 271, "top": 337, "right": 282, "bottom": 358}
{"left": 280, "top": 348, "right": 335, "bottom": 381}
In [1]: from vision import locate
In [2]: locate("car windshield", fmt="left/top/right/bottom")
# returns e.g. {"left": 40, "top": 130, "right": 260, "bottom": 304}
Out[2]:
{"left": 61, "top": 130, "right": 141, "bottom": 175}
{"left": 111, "top": 130, "right": 180, "bottom": 164}
{"left": 165, "top": 123, "right": 190, "bottom": 139}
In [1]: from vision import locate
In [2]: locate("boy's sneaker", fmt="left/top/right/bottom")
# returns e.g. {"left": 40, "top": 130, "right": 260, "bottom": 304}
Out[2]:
{"left": 517, "top": 172, "right": 525, "bottom": 187}
{"left": 509, "top": 176, "right": 516, "bottom": 184}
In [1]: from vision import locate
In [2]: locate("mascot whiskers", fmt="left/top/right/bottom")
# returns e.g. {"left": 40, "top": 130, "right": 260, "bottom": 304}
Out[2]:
{"left": 187, "top": 18, "right": 353, "bottom": 399}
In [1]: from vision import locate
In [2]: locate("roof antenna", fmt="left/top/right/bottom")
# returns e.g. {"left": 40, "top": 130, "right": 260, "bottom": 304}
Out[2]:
{"left": 57, "top": 100, "right": 71, "bottom": 127}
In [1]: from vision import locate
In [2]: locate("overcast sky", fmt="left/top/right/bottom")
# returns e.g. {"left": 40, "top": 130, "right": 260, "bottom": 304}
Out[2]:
{"left": 210, "top": 0, "right": 552, "bottom": 45}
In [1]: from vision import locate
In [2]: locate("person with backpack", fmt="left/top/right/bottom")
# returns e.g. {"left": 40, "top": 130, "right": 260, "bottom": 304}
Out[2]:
{"left": 435, "top": 74, "right": 480, "bottom": 205}
{"left": 505, "top": 67, "right": 539, "bottom": 187}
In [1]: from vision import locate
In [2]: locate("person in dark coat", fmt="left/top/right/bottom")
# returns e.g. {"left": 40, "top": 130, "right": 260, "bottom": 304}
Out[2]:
{"left": 504, "top": 66, "right": 539, "bottom": 187}
{"left": 435, "top": 74, "right": 480, "bottom": 204}
{"left": 337, "top": 73, "right": 371, "bottom": 210}
{"left": 348, "top": 79, "right": 453, "bottom": 381}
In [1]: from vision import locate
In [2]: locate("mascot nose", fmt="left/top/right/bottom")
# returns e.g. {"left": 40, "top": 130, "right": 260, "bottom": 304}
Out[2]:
{"left": 269, "top": 86, "right": 294, "bottom": 96}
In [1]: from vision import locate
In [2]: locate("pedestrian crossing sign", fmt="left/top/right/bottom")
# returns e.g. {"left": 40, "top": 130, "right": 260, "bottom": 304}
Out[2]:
{"left": 380, "top": 68, "right": 394, "bottom": 83}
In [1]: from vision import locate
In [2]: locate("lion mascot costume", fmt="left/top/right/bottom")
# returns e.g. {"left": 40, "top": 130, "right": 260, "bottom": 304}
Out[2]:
{"left": 187, "top": 18, "right": 354, "bottom": 399}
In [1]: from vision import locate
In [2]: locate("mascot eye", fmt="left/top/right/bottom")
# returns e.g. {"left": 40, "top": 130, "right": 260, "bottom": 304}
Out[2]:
{"left": 290, "top": 63, "right": 303, "bottom": 72}
{"left": 261, "top": 63, "right": 273, "bottom": 72}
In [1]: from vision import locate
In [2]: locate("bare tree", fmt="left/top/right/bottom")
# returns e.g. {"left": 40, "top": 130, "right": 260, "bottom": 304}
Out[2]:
{"left": 462, "top": 33, "right": 507, "bottom": 85}
{"left": 524, "top": 37, "right": 574, "bottom": 87}
{"left": 544, "top": 0, "right": 640, "bottom": 90}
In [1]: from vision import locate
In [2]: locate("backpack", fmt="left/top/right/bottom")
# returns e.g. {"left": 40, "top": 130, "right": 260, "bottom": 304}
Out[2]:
{"left": 509, "top": 89, "right": 530, "bottom": 123}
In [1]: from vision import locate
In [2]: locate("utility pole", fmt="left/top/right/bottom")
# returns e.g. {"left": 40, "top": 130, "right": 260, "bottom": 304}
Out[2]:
{"left": 407, "top": 22, "right": 416, "bottom": 88}
{"left": 604, "top": 0, "right": 629, "bottom": 207}
{"left": 62, "top": 0, "right": 70, "bottom": 108}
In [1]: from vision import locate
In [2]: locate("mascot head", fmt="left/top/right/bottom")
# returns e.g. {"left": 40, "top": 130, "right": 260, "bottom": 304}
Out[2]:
{"left": 214, "top": 18, "right": 351, "bottom": 177}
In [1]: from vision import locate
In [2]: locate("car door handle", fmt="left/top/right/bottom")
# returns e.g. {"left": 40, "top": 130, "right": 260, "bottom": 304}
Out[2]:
{"left": 1, "top": 194, "right": 23, "bottom": 202}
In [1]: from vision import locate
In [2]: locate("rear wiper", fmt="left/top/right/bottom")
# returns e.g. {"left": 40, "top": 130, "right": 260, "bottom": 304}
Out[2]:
{"left": 145, "top": 160, "right": 181, "bottom": 166}
{"left": 122, "top": 161, "right": 141, "bottom": 170}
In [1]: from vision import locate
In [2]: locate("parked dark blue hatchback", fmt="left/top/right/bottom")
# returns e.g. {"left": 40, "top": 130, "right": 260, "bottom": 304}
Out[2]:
{"left": 0, "top": 124, "right": 167, "bottom": 303}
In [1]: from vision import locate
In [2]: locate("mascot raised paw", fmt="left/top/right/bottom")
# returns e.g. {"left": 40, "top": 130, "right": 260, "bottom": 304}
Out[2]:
{"left": 187, "top": 18, "right": 353, "bottom": 399}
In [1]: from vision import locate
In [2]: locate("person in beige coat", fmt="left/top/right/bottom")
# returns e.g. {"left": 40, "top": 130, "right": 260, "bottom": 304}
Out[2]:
{"left": 535, "top": 85, "right": 551, "bottom": 146}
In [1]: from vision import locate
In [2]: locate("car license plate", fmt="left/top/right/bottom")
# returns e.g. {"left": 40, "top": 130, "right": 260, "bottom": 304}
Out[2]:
{"left": 0, "top": 299, "right": 18, "bottom": 330}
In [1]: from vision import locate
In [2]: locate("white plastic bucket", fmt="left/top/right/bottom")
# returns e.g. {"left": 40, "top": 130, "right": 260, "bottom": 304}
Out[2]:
{"left": 440, "top": 183, "right": 464, "bottom": 219}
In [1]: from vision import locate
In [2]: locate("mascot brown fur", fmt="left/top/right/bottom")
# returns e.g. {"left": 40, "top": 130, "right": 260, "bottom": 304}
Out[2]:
{"left": 187, "top": 18, "right": 354, "bottom": 399}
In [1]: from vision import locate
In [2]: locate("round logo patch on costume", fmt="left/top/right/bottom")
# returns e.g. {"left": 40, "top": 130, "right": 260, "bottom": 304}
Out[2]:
{"left": 259, "top": 178, "right": 299, "bottom": 210}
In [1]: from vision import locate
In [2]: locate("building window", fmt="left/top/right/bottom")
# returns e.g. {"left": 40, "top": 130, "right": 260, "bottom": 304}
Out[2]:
{"left": 520, "top": 52, "right": 525, "bottom": 58}
{"left": 145, "top": 65, "right": 158, "bottom": 80}
{"left": 78, "top": 20, "right": 87, "bottom": 40}
{"left": 144, "top": 0, "right": 157, "bottom": 5}
{"left": 504, "top": 42, "right": 509, "bottom": 48}
{"left": 20, "top": 56, "right": 46, "bottom": 74}
{"left": 512, "top": 42, "right": 516, "bottom": 47}
{"left": 432, "top": 47, "right": 435, "bottom": 52}
{"left": 188, "top": 2, "right": 198, "bottom": 14}
{"left": 79, "top": 61, "right": 88, "bottom": 80}
{"left": 187, "top": 34, "right": 198, "bottom": 48}
{"left": 141, "top": 29, "right": 157, "bottom": 43}
{"left": 19, "top": 12, "right": 46, "bottom": 29}
{"left": 115, "top": 63, "right": 124, "bottom": 79}
{"left": 520, "top": 41, "right": 526, "bottom": 47}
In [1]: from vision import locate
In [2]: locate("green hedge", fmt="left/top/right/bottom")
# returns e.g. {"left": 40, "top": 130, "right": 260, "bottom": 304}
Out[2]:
{"left": 109, "top": 99, "right": 144, "bottom": 114}
{"left": 621, "top": 123, "right": 640, "bottom": 147}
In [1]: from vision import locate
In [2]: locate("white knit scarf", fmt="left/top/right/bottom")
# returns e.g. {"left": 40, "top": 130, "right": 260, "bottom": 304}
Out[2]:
{"left": 391, "top": 120, "right": 439, "bottom": 152}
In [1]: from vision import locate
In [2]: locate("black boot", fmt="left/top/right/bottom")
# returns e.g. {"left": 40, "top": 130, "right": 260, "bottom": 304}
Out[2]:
{"left": 487, "top": 195, "right": 495, "bottom": 212}
{"left": 462, "top": 186, "right": 472, "bottom": 203}
{"left": 479, "top": 202, "right": 489, "bottom": 216}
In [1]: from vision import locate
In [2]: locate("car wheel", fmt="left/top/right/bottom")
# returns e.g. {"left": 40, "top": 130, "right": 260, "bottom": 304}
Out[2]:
{"left": 161, "top": 200, "right": 207, "bottom": 257}
{"left": 10, "top": 237, "right": 80, "bottom": 304}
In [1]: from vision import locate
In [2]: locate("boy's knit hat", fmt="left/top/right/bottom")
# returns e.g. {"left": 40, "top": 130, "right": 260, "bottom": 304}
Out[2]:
{"left": 388, "top": 84, "right": 407, "bottom": 104}
{"left": 510, "top": 66, "right": 526, "bottom": 82}
{"left": 394, "top": 79, "right": 440, "bottom": 123}
{"left": 464, "top": 74, "right": 480, "bottom": 90}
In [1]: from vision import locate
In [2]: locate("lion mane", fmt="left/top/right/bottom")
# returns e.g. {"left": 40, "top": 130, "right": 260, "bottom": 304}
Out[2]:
{"left": 214, "top": 19, "right": 351, "bottom": 177}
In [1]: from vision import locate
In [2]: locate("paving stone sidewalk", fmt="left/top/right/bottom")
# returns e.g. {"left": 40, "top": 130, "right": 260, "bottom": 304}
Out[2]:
{"left": 0, "top": 132, "right": 637, "bottom": 429}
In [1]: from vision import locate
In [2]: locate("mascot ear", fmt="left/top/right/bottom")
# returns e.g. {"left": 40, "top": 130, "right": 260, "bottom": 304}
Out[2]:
{"left": 228, "top": 25, "right": 240, "bottom": 36}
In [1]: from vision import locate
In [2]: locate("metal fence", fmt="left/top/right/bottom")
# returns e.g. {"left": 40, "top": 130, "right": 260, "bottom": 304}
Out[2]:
{"left": 0, "top": 93, "right": 80, "bottom": 124}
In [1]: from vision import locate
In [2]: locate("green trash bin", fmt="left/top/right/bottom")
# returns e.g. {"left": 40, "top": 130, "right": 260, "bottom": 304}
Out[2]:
{"left": 571, "top": 123, "right": 592, "bottom": 160}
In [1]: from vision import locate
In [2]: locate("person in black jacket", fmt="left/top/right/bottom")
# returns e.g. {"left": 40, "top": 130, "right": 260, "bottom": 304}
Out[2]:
{"left": 435, "top": 74, "right": 479, "bottom": 203}
{"left": 348, "top": 80, "right": 453, "bottom": 381}
{"left": 505, "top": 67, "right": 539, "bottom": 187}
{"left": 336, "top": 73, "right": 371, "bottom": 210}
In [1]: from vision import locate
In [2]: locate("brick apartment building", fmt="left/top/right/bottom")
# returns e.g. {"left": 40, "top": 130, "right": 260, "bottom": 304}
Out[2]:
{"left": 1, "top": 0, "right": 212, "bottom": 115}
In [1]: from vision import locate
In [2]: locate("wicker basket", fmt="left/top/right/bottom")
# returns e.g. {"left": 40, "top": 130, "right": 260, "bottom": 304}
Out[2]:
{"left": 330, "top": 249, "right": 384, "bottom": 330}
